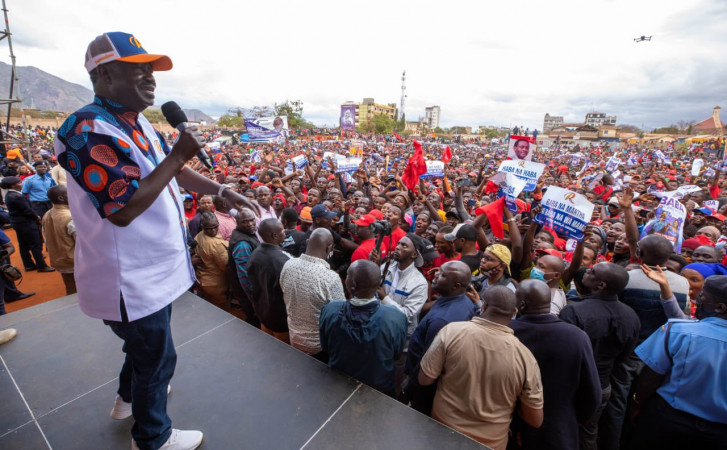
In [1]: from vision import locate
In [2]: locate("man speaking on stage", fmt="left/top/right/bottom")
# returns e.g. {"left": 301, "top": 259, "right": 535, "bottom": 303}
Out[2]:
{"left": 54, "top": 32, "right": 255, "bottom": 450}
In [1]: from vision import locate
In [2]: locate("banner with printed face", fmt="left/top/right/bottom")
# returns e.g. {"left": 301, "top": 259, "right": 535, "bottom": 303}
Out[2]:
{"left": 576, "top": 158, "right": 593, "bottom": 176}
{"left": 535, "top": 186, "right": 594, "bottom": 241}
{"left": 605, "top": 156, "right": 621, "bottom": 172}
{"left": 691, "top": 158, "right": 704, "bottom": 176}
{"left": 508, "top": 135, "right": 535, "bottom": 161}
{"left": 340, "top": 105, "right": 356, "bottom": 131}
{"left": 284, "top": 154, "right": 308, "bottom": 175}
{"left": 641, "top": 196, "right": 686, "bottom": 252}
{"left": 653, "top": 149, "right": 670, "bottom": 165}
{"left": 244, "top": 116, "right": 289, "bottom": 141}
{"left": 420, "top": 161, "right": 445, "bottom": 179}
{"left": 495, "top": 159, "right": 545, "bottom": 191}
{"left": 504, "top": 172, "right": 527, "bottom": 213}
{"left": 334, "top": 157, "right": 362, "bottom": 174}
{"left": 321, "top": 151, "right": 346, "bottom": 169}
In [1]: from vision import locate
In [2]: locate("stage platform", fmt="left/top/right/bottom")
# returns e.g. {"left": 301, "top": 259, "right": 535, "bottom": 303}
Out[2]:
{"left": 0, "top": 292, "right": 486, "bottom": 449}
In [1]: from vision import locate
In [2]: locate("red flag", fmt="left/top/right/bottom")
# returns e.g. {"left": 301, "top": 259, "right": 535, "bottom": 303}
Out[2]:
{"left": 401, "top": 140, "right": 427, "bottom": 190}
{"left": 475, "top": 197, "right": 506, "bottom": 239}
{"left": 441, "top": 145, "right": 452, "bottom": 164}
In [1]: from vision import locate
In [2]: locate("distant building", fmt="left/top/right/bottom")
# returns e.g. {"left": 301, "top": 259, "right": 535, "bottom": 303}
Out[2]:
{"left": 585, "top": 111, "right": 617, "bottom": 128}
{"left": 543, "top": 113, "right": 563, "bottom": 133}
{"left": 340, "top": 98, "right": 397, "bottom": 130}
{"left": 693, "top": 106, "right": 724, "bottom": 133}
{"left": 424, "top": 105, "right": 441, "bottom": 129}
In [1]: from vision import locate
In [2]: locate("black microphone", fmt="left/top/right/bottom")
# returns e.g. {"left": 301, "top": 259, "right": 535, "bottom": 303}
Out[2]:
{"left": 161, "top": 101, "right": 212, "bottom": 169}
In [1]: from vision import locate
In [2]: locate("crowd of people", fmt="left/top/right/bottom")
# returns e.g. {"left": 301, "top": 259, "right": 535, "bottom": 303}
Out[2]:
{"left": 0, "top": 32, "right": 726, "bottom": 449}
{"left": 3, "top": 120, "right": 726, "bottom": 449}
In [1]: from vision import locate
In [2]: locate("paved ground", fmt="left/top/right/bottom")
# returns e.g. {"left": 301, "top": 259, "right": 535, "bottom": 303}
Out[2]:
{"left": 4, "top": 227, "right": 67, "bottom": 314}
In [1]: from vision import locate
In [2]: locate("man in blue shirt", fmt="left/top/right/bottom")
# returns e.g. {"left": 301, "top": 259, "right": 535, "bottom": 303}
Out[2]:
{"left": 319, "top": 260, "right": 407, "bottom": 397}
{"left": 627, "top": 275, "right": 727, "bottom": 450}
{"left": 21, "top": 161, "right": 56, "bottom": 217}
{"left": 405, "top": 260, "right": 478, "bottom": 414}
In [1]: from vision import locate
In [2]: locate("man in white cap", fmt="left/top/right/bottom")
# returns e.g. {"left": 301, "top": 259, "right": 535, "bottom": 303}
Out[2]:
{"left": 55, "top": 32, "right": 256, "bottom": 450}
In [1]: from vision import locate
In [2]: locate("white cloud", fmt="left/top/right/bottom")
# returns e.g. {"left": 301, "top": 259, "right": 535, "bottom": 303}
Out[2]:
{"left": 6, "top": 0, "right": 727, "bottom": 130}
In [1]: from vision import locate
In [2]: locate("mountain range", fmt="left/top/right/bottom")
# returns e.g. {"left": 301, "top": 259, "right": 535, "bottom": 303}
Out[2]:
{"left": 0, "top": 61, "right": 215, "bottom": 123}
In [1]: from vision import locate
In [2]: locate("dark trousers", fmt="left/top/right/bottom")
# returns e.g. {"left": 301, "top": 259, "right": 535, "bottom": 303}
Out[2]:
{"left": 104, "top": 304, "right": 176, "bottom": 450}
{"left": 599, "top": 354, "right": 643, "bottom": 449}
{"left": 627, "top": 394, "right": 727, "bottom": 450}
{"left": 13, "top": 222, "right": 48, "bottom": 270}
{"left": 404, "top": 369, "right": 436, "bottom": 415}
{"left": 0, "top": 271, "right": 6, "bottom": 315}
{"left": 580, "top": 385, "right": 611, "bottom": 450}
{"left": 30, "top": 201, "right": 52, "bottom": 218}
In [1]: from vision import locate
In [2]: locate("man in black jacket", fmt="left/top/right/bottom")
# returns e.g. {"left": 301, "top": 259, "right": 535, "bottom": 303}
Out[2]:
{"left": 559, "top": 263, "right": 640, "bottom": 450}
{"left": 1, "top": 176, "right": 53, "bottom": 272}
{"left": 246, "top": 218, "right": 290, "bottom": 342}
{"left": 510, "top": 279, "right": 602, "bottom": 450}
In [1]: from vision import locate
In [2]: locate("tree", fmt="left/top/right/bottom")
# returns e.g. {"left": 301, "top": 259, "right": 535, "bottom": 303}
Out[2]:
{"left": 398, "top": 113, "right": 406, "bottom": 132}
{"left": 143, "top": 108, "right": 165, "bottom": 124}
{"left": 274, "top": 100, "right": 312, "bottom": 129}
{"left": 243, "top": 106, "right": 274, "bottom": 118}
{"left": 676, "top": 120, "right": 696, "bottom": 135}
{"left": 434, "top": 126, "right": 445, "bottom": 134}
{"left": 652, "top": 126, "right": 679, "bottom": 134}
{"left": 483, "top": 127, "right": 503, "bottom": 139}
{"left": 372, "top": 113, "right": 396, "bottom": 134}
{"left": 617, "top": 124, "right": 642, "bottom": 134}
{"left": 217, "top": 114, "right": 245, "bottom": 128}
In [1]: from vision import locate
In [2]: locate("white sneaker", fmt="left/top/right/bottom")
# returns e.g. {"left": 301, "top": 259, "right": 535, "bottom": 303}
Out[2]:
{"left": 110, "top": 395, "right": 132, "bottom": 420}
{"left": 0, "top": 328, "right": 17, "bottom": 345}
{"left": 131, "top": 429, "right": 203, "bottom": 450}
{"left": 111, "top": 385, "right": 172, "bottom": 420}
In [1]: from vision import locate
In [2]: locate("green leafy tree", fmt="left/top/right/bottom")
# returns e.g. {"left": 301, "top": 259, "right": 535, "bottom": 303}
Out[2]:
{"left": 372, "top": 113, "right": 396, "bottom": 134}
{"left": 217, "top": 114, "right": 246, "bottom": 128}
{"left": 143, "top": 108, "right": 165, "bottom": 123}
{"left": 449, "top": 126, "right": 469, "bottom": 134}
{"left": 274, "top": 100, "right": 310, "bottom": 129}
{"left": 652, "top": 126, "right": 679, "bottom": 134}
{"left": 434, "top": 126, "right": 444, "bottom": 134}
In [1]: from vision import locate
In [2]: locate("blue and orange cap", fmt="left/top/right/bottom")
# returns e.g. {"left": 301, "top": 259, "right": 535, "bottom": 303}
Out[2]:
{"left": 85, "top": 32, "right": 172, "bottom": 73}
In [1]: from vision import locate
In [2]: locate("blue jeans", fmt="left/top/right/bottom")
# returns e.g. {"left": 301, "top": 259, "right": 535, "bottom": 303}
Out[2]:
{"left": 104, "top": 303, "right": 176, "bottom": 450}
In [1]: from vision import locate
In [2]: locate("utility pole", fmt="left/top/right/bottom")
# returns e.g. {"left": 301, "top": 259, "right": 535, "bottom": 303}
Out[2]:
{"left": 0, "top": 0, "right": 25, "bottom": 157}
{"left": 400, "top": 70, "right": 406, "bottom": 123}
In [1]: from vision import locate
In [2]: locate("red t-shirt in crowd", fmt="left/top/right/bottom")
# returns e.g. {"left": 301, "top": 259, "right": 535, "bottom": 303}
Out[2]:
{"left": 351, "top": 238, "right": 390, "bottom": 263}
{"left": 593, "top": 185, "right": 613, "bottom": 202}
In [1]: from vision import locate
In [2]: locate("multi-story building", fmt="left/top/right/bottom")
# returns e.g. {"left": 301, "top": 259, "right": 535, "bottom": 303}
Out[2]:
{"left": 585, "top": 111, "right": 617, "bottom": 128}
{"left": 543, "top": 113, "right": 564, "bottom": 133}
{"left": 341, "top": 98, "right": 398, "bottom": 130}
{"left": 424, "top": 105, "right": 441, "bottom": 130}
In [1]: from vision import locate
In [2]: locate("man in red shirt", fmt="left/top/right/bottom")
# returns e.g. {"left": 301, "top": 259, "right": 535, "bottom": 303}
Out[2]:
{"left": 350, "top": 214, "right": 388, "bottom": 263}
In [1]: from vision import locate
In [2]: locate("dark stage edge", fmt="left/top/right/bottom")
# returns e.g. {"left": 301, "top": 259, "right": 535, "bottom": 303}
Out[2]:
{"left": 0, "top": 292, "right": 487, "bottom": 449}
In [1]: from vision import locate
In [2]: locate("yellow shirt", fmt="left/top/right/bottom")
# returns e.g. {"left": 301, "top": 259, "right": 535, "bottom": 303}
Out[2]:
{"left": 194, "top": 231, "right": 229, "bottom": 289}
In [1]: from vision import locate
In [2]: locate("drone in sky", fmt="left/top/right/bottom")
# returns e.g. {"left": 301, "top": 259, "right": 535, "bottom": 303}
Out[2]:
{"left": 634, "top": 35, "right": 653, "bottom": 43}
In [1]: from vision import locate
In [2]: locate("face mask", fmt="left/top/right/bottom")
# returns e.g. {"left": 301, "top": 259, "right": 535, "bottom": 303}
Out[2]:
{"left": 530, "top": 267, "right": 547, "bottom": 282}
